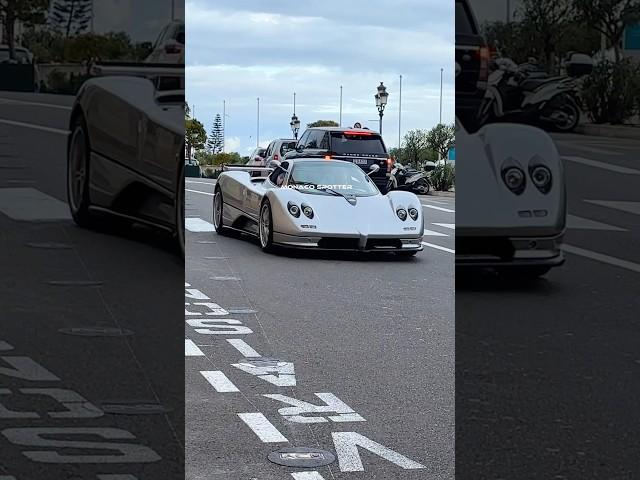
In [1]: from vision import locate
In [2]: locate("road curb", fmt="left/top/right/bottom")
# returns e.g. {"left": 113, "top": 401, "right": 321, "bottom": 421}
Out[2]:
{"left": 429, "top": 190, "right": 455, "bottom": 198}
{"left": 576, "top": 123, "right": 640, "bottom": 140}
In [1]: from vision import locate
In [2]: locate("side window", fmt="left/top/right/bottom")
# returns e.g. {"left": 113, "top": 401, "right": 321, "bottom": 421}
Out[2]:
{"left": 265, "top": 142, "right": 273, "bottom": 158}
{"left": 297, "top": 130, "right": 310, "bottom": 150}
{"left": 319, "top": 132, "right": 329, "bottom": 150}
{"left": 268, "top": 166, "right": 285, "bottom": 186}
{"left": 305, "top": 130, "right": 321, "bottom": 149}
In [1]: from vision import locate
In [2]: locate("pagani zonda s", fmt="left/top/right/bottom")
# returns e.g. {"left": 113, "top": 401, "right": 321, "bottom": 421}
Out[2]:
{"left": 456, "top": 118, "right": 566, "bottom": 277}
{"left": 213, "top": 158, "right": 424, "bottom": 255}
{"left": 66, "top": 65, "right": 185, "bottom": 255}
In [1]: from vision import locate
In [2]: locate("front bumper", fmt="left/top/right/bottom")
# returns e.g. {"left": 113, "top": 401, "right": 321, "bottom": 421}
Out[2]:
{"left": 273, "top": 231, "right": 423, "bottom": 252}
{"left": 456, "top": 232, "right": 565, "bottom": 268}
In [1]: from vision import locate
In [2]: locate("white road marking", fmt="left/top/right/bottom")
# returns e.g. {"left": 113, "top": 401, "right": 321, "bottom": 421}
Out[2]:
{"left": 0, "top": 188, "right": 71, "bottom": 221}
{"left": 423, "top": 229, "right": 448, "bottom": 237}
{"left": 291, "top": 473, "right": 326, "bottom": 480}
{"left": 567, "top": 215, "right": 626, "bottom": 231}
{"left": 422, "top": 204, "right": 455, "bottom": 213}
{"left": 186, "top": 188, "right": 215, "bottom": 197}
{"left": 556, "top": 142, "right": 623, "bottom": 156}
{"left": 0, "top": 341, "right": 14, "bottom": 351}
{"left": 185, "top": 180, "right": 214, "bottom": 185}
{"left": 201, "top": 371, "right": 239, "bottom": 393}
{"left": 421, "top": 242, "right": 455, "bottom": 254}
{"left": 563, "top": 244, "right": 640, "bottom": 274}
{"left": 233, "top": 360, "right": 296, "bottom": 387}
{"left": 264, "top": 393, "right": 365, "bottom": 424}
{"left": 227, "top": 339, "right": 262, "bottom": 358}
{"left": 97, "top": 475, "right": 139, "bottom": 479}
{"left": 0, "top": 118, "right": 69, "bottom": 135}
{"left": 185, "top": 339, "right": 204, "bottom": 357}
{"left": 433, "top": 223, "right": 455, "bottom": 230}
{"left": 237, "top": 413, "right": 288, "bottom": 443}
{"left": 0, "top": 98, "right": 73, "bottom": 110}
{"left": 562, "top": 156, "right": 640, "bottom": 175}
{"left": 585, "top": 200, "right": 640, "bottom": 216}
{"left": 185, "top": 217, "right": 216, "bottom": 232}
{"left": 331, "top": 432, "right": 425, "bottom": 472}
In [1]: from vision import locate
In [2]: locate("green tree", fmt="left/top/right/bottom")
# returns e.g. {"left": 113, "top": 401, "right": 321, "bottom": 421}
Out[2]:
{"left": 426, "top": 124, "right": 455, "bottom": 163}
{"left": 574, "top": 0, "right": 640, "bottom": 62}
{"left": 401, "top": 129, "right": 429, "bottom": 167}
{"left": 0, "top": 0, "right": 48, "bottom": 60}
{"left": 307, "top": 120, "right": 339, "bottom": 128}
{"left": 50, "top": 0, "right": 92, "bottom": 38}
{"left": 185, "top": 103, "right": 207, "bottom": 159}
{"left": 207, "top": 114, "right": 224, "bottom": 153}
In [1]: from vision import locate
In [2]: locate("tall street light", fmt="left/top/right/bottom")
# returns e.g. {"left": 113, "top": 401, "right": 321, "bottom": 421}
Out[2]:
{"left": 290, "top": 92, "right": 300, "bottom": 140}
{"left": 374, "top": 82, "right": 389, "bottom": 134}
{"left": 256, "top": 97, "right": 260, "bottom": 148}
{"left": 439, "top": 68, "right": 444, "bottom": 125}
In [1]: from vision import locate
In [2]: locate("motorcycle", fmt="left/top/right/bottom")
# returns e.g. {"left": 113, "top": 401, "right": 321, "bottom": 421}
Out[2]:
{"left": 387, "top": 162, "right": 431, "bottom": 195}
{"left": 478, "top": 57, "right": 582, "bottom": 132}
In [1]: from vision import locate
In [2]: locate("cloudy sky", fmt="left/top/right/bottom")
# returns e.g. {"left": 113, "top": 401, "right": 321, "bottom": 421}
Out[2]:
{"left": 186, "top": 0, "right": 454, "bottom": 155}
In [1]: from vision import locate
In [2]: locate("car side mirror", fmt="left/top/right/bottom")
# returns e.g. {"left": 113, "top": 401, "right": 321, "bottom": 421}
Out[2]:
{"left": 367, "top": 164, "right": 381, "bottom": 176}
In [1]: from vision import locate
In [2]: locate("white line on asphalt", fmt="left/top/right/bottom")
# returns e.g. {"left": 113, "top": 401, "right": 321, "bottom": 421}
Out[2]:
{"left": 186, "top": 188, "right": 215, "bottom": 196}
{"left": 185, "top": 217, "right": 216, "bottom": 232}
{"left": 585, "top": 200, "right": 640, "bottom": 216}
{"left": 0, "top": 187, "right": 71, "bottom": 220}
{"left": 0, "top": 98, "right": 73, "bottom": 110}
{"left": 185, "top": 339, "right": 204, "bottom": 356}
{"left": 562, "top": 156, "right": 640, "bottom": 175}
{"left": 201, "top": 371, "right": 240, "bottom": 393}
{"left": 422, "top": 204, "right": 455, "bottom": 213}
{"left": 291, "top": 473, "right": 326, "bottom": 480}
{"left": 556, "top": 142, "right": 623, "bottom": 156}
{"left": 227, "top": 339, "right": 262, "bottom": 358}
{"left": 0, "top": 118, "right": 69, "bottom": 135}
{"left": 186, "top": 180, "right": 214, "bottom": 185}
{"left": 423, "top": 229, "right": 448, "bottom": 237}
{"left": 563, "top": 244, "right": 640, "bottom": 274}
{"left": 433, "top": 223, "right": 455, "bottom": 230}
{"left": 97, "top": 475, "right": 139, "bottom": 479}
{"left": 567, "top": 215, "right": 626, "bottom": 231}
{"left": 238, "top": 413, "right": 289, "bottom": 443}
{"left": 422, "top": 242, "right": 455, "bottom": 254}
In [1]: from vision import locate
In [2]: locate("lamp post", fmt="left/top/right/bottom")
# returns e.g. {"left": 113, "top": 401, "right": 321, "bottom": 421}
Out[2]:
{"left": 374, "top": 82, "right": 389, "bottom": 134}
{"left": 290, "top": 114, "right": 300, "bottom": 140}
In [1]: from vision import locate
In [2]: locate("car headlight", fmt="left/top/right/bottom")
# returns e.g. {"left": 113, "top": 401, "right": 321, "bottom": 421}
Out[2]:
{"left": 502, "top": 167, "right": 526, "bottom": 195}
{"left": 530, "top": 165, "right": 552, "bottom": 194}
{"left": 408, "top": 208, "right": 419, "bottom": 221}
{"left": 287, "top": 202, "right": 300, "bottom": 217}
{"left": 397, "top": 208, "right": 408, "bottom": 221}
{"left": 302, "top": 204, "right": 314, "bottom": 219}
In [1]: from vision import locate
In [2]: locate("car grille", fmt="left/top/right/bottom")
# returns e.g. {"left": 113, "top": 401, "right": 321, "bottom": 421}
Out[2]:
{"left": 366, "top": 239, "right": 402, "bottom": 250}
{"left": 456, "top": 237, "right": 515, "bottom": 259}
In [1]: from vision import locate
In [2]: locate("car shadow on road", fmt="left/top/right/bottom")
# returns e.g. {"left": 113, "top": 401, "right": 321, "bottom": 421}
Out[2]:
{"left": 456, "top": 267, "right": 563, "bottom": 294}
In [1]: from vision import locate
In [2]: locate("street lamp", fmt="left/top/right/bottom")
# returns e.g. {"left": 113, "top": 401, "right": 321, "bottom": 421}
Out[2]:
{"left": 374, "top": 82, "right": 389, "bottom": 134}
{"left": 290, "top": 114, "right": 301, "bottom": 140}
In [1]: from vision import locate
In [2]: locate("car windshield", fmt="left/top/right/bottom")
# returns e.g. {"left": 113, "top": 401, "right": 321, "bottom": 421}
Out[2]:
{"left": 329, "top": 132, "right": 386, "bottom": 155}
{"left": 287, "top": 161, "right": 379, "bottom": 197}
{"left": 455, "top": 0, "right": 476, "bottom": 35}
{"left": 280, "top": 141, "right": 296, "bottom": 156}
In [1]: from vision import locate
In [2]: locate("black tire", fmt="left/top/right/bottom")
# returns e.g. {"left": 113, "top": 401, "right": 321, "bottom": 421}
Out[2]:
{"left": 212, "top": 187, "right": 230, "bottom": 236}
{"left": 413, "top": 178, "right": 430, "bottom": 195}
{"left": 546, "top": 97, "right": 580, "bottom": 132}
{"left": 258, "top": 199, "right": 275, "bottom": 252}
{"left": 175, "top": 162, "right": 185, "bottom": 258}
{"left": 67, "top": 113, "right": 93, "bottom": 227}
{"left": 396, "top": 250, "right": 419, "bottom": 257}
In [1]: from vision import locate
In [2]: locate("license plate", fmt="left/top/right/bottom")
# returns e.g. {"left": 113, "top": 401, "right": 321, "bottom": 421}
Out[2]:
{"left": 353, "top": 158, "right": 369, "bottom": 165}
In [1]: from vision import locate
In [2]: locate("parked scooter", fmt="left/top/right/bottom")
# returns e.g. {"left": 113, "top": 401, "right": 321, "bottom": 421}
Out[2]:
{"left": 387, "top": 162, "right": 431, "bottom": 195}
{"left": 478, "top": 57, "right": 583, "bottom": 132}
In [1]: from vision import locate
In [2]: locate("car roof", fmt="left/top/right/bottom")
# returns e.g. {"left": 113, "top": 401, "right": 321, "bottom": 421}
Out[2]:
{"left": 306, "top": 127, "right": 379, "bottom": 134}
{"left": 285, "top": 157, "right": 354, "bottom": 165}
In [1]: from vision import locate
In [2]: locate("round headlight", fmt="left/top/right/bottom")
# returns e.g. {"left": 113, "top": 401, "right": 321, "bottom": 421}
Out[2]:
{"left": 397, "top": 208, "right": 408, "bottom": 221}
{"left": 408, "top": 208, "right": 419, "bottom": 220}
{"left": 302, "top": 205, "right": 314, "bottom": 219}
{"left": 287, "top": 202, "right": 300, "bottom": 217}
{"left": 502, "top": 167, "right": 525, "bottom": 194}
{"left": 531, "top": 165, "right": 552, "bottom": 193}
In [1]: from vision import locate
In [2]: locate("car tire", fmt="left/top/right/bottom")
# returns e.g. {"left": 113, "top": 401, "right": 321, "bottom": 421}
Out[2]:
{"left": 413, "top": 178, "right": 430, "bottom": 195}
{"left": 259, "top": 199, "right": 275, "bottom": 253}
{"left": 67, "top": 113, "right": 94, "bottom": 227}
{"left": 175, "top": 161, "right": 185, "bottom": 258}
{"left": 213, "top": 187, "right": 230, "bottom": 236}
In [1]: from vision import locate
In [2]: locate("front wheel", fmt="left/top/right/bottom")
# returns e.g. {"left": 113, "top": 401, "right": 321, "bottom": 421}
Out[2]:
{"left": 258, "top": 200, "right": 275, "bottom": 252}
{"left": 412, "top": 178, "right": 430, "bottom": 195}
{"left": 67, "top": 114, "right": 93, "bottom": 227}
{"left": 212, "top": 187, "right": 229, "bottom": 236}
{"left": 175, "top": 163, "right": 185, "bottom": 258}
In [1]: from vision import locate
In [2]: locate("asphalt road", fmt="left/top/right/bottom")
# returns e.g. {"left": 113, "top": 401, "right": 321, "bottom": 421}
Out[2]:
{"left": 0, "top": 92, "right": 184, "bottom": 479}
{"left": 184, "top": 179, "right": 455, "bottom": 479}
{"left": 457, "top": 132, "right": 640, "bottom": 478}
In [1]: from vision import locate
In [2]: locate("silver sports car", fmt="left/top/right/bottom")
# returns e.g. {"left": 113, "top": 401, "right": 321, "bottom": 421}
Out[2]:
{"left": 456, "top": 118, "right": 566, "bottom": 277}
{"left": 213, "top": 158, "right": 425, "bottom": 255}
{"left": 66, "top": 65, "right": 185, "bottom": 255}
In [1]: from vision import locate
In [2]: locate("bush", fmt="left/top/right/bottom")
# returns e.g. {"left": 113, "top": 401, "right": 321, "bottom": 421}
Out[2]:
{"left": 430, "top": 163, "right": 455, "bottom": 192}
{"left": 581, "top": 59, "right": 640, "bottom": 124}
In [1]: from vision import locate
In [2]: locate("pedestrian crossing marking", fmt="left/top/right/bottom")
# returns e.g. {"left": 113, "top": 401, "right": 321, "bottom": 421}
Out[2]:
{"left": 585, "top": 200, "right": 640, "bottom": 216}
{"left": 567, "top": 215, "right": 627, "bottom": 231}
{"left": 0, "top": 187, "right": 70, "bottom": 221}
{"left": 185, "top": 217, "right": 216, "bottom": 232}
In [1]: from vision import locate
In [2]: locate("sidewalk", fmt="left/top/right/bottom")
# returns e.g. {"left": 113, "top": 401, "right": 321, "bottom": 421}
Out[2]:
{"left": 430, "top": 190, "right": 455, "bottom": 198}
